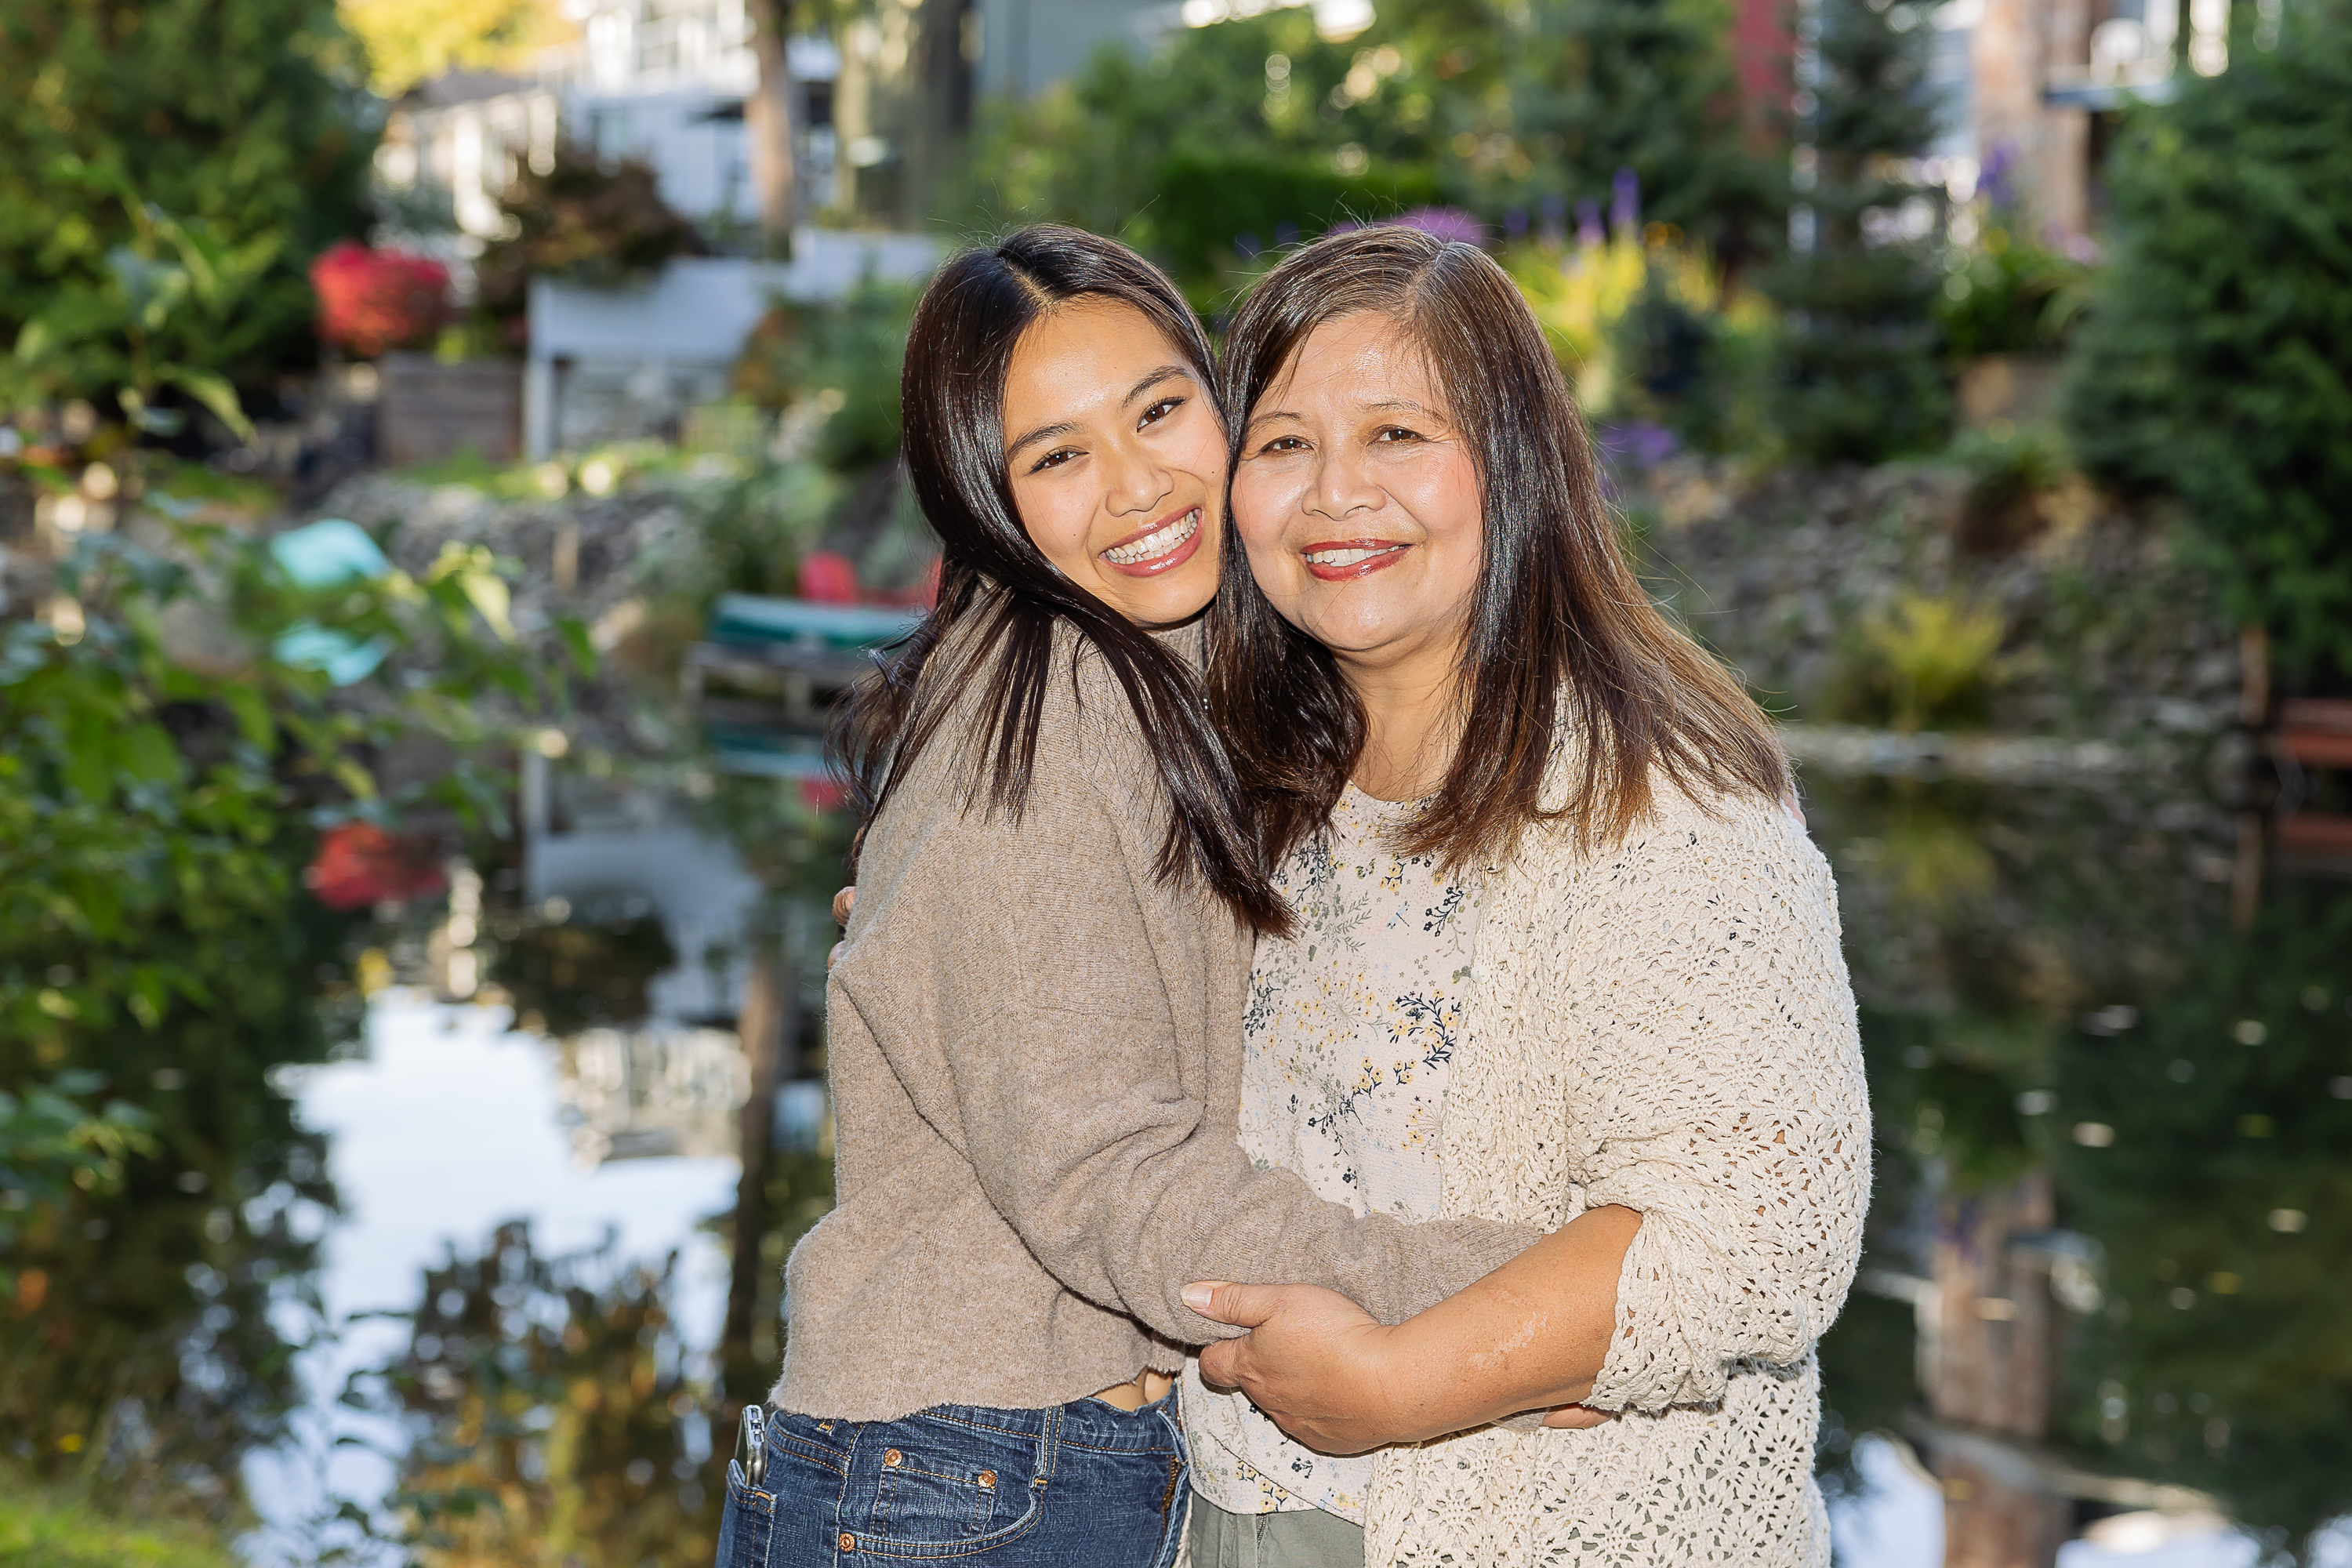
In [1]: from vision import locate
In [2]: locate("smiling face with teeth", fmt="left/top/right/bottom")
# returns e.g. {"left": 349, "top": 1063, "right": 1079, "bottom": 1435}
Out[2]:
{"left": 1000, "top": 298, "right": 1226, "bottom": 626}
{"left": 1231, "top": 310, "right": 1486, "bottom": 692}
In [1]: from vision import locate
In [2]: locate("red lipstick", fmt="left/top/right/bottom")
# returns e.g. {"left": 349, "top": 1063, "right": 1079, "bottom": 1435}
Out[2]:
{"left": 1300, "top": 539, "right": 1409, "bottom": 583}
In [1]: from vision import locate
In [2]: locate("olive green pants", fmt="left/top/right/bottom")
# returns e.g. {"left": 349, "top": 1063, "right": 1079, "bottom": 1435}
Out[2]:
{"left": 1186, "top": 1496, "right": 1365, "bottom": 1568}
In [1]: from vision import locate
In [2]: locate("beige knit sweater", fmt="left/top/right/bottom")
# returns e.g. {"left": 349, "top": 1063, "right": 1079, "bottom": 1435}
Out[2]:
{"left": 1362, "top": 750, "right": 1870, "bottom": 1566}
{"left": 772, "top": 614, "right": 1537, "bottom": 1421}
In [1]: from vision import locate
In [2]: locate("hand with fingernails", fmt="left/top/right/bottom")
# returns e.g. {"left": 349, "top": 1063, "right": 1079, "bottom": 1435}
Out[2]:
{"left": 1183, "top": 1203, "right": 1639, "bottom": 1450}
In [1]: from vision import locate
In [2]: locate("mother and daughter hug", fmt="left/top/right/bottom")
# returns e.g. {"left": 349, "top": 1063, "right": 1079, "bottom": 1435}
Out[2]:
{"left": 713, "top": 221, "right": 1871, "bottom": 1568}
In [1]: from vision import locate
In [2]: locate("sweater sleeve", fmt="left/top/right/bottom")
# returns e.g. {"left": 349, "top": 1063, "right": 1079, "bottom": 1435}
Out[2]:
{"left": 1559, "top": 798, "right": 1871, "bottom": 1414}
{"left": 831, "top": 676, "right": 1537, "bottom": 1347}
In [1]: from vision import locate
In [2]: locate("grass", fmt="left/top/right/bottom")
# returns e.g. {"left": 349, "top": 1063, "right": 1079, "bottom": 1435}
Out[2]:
{"left": 0, "top": 1480, "right": 241, "bottom": 1568}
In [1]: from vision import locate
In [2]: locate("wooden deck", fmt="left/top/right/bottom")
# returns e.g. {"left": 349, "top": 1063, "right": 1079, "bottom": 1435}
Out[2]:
{"left": 2274, "top": 697, "right": 2352, "bottom": 873}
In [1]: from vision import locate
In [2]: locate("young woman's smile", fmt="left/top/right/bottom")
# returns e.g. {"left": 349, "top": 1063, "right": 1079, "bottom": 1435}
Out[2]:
{"left": 1099, "top": 503, "right": 1204, "bottom": 575}
{"left": 1000, "top": 297, "right": 1225, "bottom": 622}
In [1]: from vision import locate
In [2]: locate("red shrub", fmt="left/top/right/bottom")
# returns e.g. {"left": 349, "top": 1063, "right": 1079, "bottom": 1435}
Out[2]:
{"left": 310, "top": 241, "right": 452, "bottom": 358}
{"left": 306, "top": 822, "right": 446, "bottom": 909}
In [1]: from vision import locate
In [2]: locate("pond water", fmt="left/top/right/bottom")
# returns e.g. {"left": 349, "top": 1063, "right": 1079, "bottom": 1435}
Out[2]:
{"left": 242, "top": 993, "right": 739, "bottom": 1565}
{"left": 15, "top": 760, "right": 2348, "bottom": 1566}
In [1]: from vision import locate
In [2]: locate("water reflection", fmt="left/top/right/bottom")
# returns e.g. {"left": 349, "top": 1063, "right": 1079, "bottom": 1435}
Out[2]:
{"left": 14, "top": 720, "right": 2343, "bottom": 1566}
{"left": 1806, "top": 771, "right": 2352, "bottom": 1562}
{"left": 0, "top": 894, "right": 354, "bottom": 1522}
{"left": 252, "top": 995, "right": 739, "bottom": 1566}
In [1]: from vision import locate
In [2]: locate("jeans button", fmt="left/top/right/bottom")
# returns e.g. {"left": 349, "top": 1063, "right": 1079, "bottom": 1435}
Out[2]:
{"left": 977, "top": 1470, "right": 996, "bottom": 1489}
{"left": 839, "top": 1534, "right": 856, "bottom": 1551}
{"left": 883, "top": 1448, "right": 902, "bottom": 1467}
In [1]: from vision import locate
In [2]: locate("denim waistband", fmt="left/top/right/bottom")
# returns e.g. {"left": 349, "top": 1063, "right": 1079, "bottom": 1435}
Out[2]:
{"left": 779, "top": 1392, "right": 1183, "bottom": 1457}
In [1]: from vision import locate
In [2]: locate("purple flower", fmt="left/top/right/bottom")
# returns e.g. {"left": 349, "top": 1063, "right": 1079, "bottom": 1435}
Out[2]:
{"left": 1391, "top": 205, "right": 1488, "bottom": 245}
{"left": 1599, "top": 420, "right": 1679, "bottom": 470}
{"left": 1577, "top": 198, "right": 1605, "bottom": 249}
{"left": 1610, "top": 167, "right": 1641, "bottom": 238}
{"left": 1540, "top": 192, "right": 1568, "bottom": 244}
{"left": 1979, "top": 141, "right": 2020, "bottom": 212}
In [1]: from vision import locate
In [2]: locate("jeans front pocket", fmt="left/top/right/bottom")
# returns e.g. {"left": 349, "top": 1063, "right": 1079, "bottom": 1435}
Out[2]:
{"left": 855, "top": 1407, "right": 1047, "bottom": 1552}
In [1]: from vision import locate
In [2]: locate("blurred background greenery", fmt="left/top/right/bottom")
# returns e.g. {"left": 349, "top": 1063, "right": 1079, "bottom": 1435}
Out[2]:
{"left": 3, "top": 0, "right": 2349, "bottom": 1563}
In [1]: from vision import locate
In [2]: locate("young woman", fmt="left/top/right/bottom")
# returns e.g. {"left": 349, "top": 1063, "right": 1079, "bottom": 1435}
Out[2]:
{"left": 1180, "top": 226, "right": 1870, "bottom": 1566}
{"left": 711, "top": 227, "right": 1540, "bottom": 1568}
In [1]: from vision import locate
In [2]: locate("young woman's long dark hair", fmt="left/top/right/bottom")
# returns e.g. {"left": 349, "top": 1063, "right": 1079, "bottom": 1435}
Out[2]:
{"left": 1208, "top": 224, "right": 1788, "bottom": 873}
{"left": 831, "top": 224, "right": 1289, "bottom": 932}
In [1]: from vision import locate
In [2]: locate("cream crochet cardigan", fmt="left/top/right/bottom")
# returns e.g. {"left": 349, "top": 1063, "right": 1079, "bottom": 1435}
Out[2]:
{"left": 1359, "top": 755, "right": 1870, "bottom": 1566}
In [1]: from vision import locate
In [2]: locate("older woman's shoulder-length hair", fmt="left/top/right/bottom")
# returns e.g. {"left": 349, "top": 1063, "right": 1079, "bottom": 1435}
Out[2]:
{"left": 1207, "top": 223, "right": 1789, "bottom": 873}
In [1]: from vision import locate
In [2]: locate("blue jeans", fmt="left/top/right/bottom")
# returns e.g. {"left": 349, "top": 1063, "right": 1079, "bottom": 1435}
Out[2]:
{"left": 717, "top": 1395, "right": 1190, "bottom": 1567}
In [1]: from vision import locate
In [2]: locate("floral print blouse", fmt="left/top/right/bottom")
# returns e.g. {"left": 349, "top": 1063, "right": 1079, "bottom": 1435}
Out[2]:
{"left": 1183, "top": 785, "right": 1480, "bottom": 1523}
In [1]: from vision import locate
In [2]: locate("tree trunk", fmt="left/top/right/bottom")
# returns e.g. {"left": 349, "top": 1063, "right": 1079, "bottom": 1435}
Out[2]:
{"left": 746, "top": 0, "right": 799, "bottom": 253}
{"left": 720, "top": 938, "right": 797, "bottom": 1414}
{"left": 1921, "top": 1171, "right": 2074, "bottom": 1568}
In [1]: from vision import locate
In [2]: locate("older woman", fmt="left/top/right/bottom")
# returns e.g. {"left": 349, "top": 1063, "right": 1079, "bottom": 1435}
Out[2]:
{"left": 1181, "top": 225, "right": 1870, "bottom": 1567}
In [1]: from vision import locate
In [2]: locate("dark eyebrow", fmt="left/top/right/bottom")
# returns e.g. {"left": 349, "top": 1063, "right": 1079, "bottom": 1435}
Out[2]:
{"left": 1004, "top": 419, "right": 1080, "bottom": 465}
{"left": 1125, "top": 364, "right": 1193, "bottom": 405}
{"left": 1006, "top": 366, "right": 1192, "bottom": 463}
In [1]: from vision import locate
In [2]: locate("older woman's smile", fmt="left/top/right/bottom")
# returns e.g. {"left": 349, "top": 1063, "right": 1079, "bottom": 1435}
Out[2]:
{"left": 1301, "top": 538, "right": 1411, "bottom": 579}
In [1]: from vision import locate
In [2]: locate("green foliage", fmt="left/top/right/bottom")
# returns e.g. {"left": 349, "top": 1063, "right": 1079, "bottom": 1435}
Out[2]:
{"left": 0, "top": 518, "right": 579, "bottom": 1492}
{"left": 1950, "top": 423, "right": 2067, "bottom": 550}
{"left": 1151, "top": 148, "right": 1439, "bottom": 285}
{"left": 0, "top": 1476, "right": 243, "bottom": 1568}
{"left": 0, "top": 0, "right": 376, "bottom": 401}
{"left": 0, "top": 162, "right": 274, "bottom": 439}
{"left": 347, "top": 1222, "right": 720, "bottom": 1568}
{"left": 731, "top": 278, "right": 918, "bottom": 472}
{"left": 475, "top": 143, "right": 702, "bottom": 325}
{"left": 961, "top": 9, "right": 1423, "bottom": 299}
{"left": 1492, "top": 0, "right": 1781, "bottom": 269}
{"left": 962, "top": 0, "right": 1776, "bottom": 299}
{"left": 1840, "top": 591, "right": 2008, "bottom": 732}
{"left": 1762, "top": 0, "right": 1950, "bottom": 462}
{"left": 0, "top": 1073, "right": 157, "bottom": 1266}
{"left": 2062, "top": 0, "right": 2352, "bottom": 677}
{"left": 1938, "top": 222, "right": 2089, "bottom": 359}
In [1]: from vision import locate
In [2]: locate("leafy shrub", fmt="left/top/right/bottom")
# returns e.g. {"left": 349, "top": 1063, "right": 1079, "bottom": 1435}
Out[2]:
{"left": 731, "top": 278, "right": 917, "bottom": 473}
{"left": 0, "top": 519, "right": 577, "bottom": 1490}
{"left": 309, "top": 241, "right": 452, "bottom": 358}
{"left": 1951, "top": 423, "right": 2068, "bottom": 551}
{"left": 2063, "top": 0, "right": 2352, "bottom": 677}
{"left": 475, "top": 143, "right": 702, "bottom": 326}
{"left": 1, "top": 167, "right": 275, "bottom": 440}
{"left": 0, "top": 0, "right": 375, "bottom": 399}
{"left": 960, "top": 0, "right": 1775, "bottom": 299}
{"left": 1856, "top": 591, "right": 2007, "bottom": 731}
{"left": 1938, "top": 223, "right": 2091, "bottom": 360}
{"left": 1149, "top": 148, "right": 1439, "bottom": 284}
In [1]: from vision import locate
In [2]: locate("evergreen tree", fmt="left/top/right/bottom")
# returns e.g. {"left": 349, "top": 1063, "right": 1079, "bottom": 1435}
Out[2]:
{"left": 2063, "top": 0, "right": 2352, "bottom": 679}
{"left": 1499, "top": 0, "right": 1784, "bottom": 272}
{"left": 1763, "top": 0, "right": 1949, "bottom": 463}
{"left": 960, "top": 0, "right": 1780, "bottom": 297}
{"left": 0, "top": 0, "right": 376, "bottom": 408}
